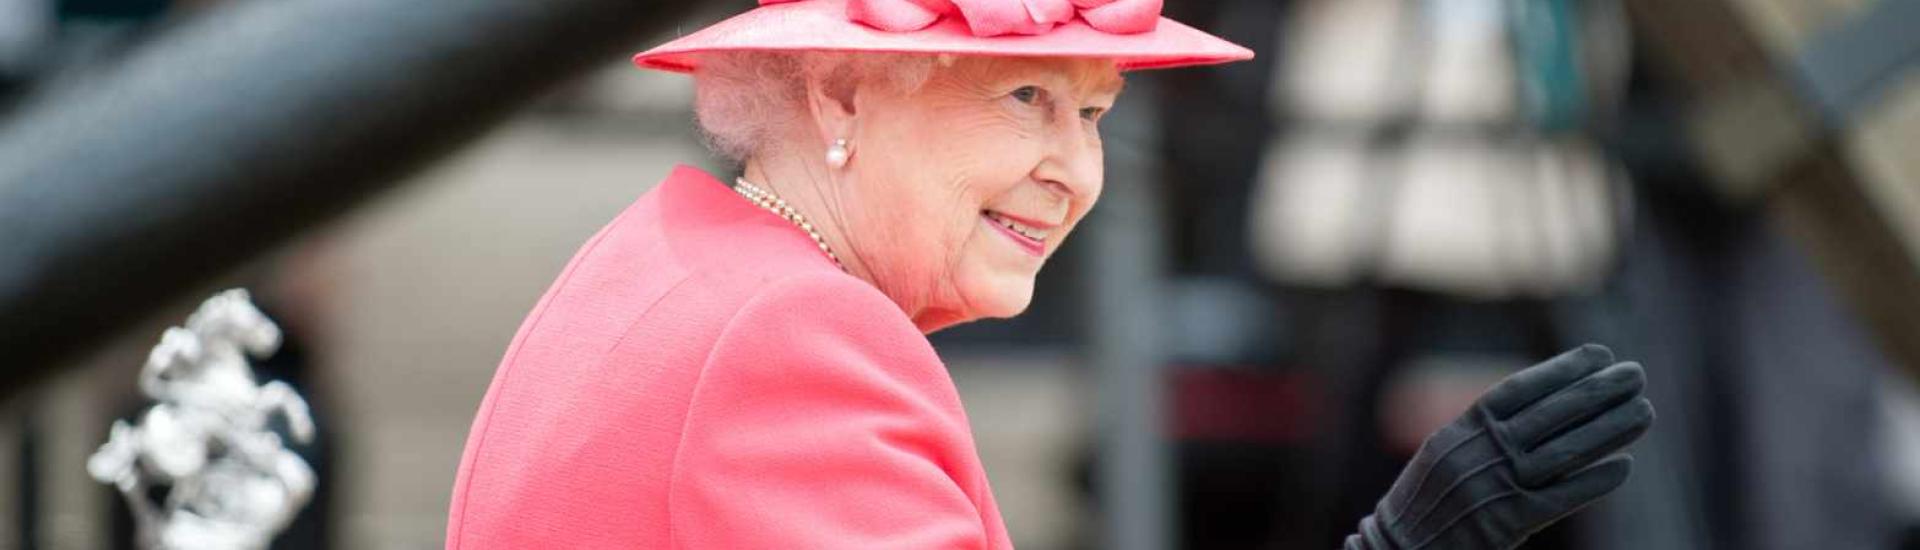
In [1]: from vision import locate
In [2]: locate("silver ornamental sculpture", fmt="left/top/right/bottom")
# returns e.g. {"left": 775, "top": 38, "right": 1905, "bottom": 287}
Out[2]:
{"left": 88, "top": 289, "right": 316, "bottom": 550}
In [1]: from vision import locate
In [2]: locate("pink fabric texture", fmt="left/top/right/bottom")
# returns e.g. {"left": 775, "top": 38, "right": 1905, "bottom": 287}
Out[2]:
{"left": 795, "top": 0, "right": 1162, "bottom": 36}
{"left": 445, "top": 165, "right": 1012, "bottom": 549}
{"left": 631, "top": 0, "right": 1250, "bottom": 74}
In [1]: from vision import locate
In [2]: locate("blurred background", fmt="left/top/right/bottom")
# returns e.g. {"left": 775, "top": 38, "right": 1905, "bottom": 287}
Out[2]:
{"left": 0, "top": 0, "right": 1916, "bottom": 548}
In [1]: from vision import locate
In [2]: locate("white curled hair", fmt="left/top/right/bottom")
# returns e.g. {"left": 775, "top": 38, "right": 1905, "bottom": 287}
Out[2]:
{"left": 691, "top": 51, "right": 949, "bottom": 163}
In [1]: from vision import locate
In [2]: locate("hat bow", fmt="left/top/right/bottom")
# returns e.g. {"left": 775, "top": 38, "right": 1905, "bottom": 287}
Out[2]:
{"left": 762, "top": 0, "right": 1161, "bottom": 37}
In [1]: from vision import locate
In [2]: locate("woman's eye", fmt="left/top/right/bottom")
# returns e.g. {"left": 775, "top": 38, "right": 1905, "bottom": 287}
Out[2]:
{"left": 1010, "top": 86, "right": 1041, "bottom": 104}
{"left": 1080, "top": 107, "right": 1106, "bottom": 121}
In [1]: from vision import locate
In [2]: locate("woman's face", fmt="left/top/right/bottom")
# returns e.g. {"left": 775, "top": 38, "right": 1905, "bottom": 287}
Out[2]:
{"left": 837, "top": 56, "right": 1122, "bottom": 332}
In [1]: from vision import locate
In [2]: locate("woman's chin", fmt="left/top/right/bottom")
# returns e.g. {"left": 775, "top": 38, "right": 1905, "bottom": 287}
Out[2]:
{"left": 966, "top": 275, "right": 1037, "bottom": 320}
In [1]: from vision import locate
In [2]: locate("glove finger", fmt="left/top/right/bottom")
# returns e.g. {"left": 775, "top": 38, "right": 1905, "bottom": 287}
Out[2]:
{"left": 1516, "top": 397, "right": 1653, "bottom": 487}
{"left": 1478, "top": 344, "right": 1615, "bottom": 419}
{"left": 1499, "top": 362, "right": 1645, "bottom": 451}
{"left": 1522, "top": 454, "right": 1634, "bottom": 527}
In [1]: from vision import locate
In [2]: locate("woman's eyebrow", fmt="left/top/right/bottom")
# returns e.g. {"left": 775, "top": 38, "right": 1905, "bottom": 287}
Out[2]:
{"left": 1077, "top": 73, "right": 1125, "bottom": 100}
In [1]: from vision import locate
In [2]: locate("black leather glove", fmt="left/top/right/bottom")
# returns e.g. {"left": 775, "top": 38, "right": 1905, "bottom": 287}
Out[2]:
{"left": 1344, "top": 344, "right": 1654, "bottom": 550}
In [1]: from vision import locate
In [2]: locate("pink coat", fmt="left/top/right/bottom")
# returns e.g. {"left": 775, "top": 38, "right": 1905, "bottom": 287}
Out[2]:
{"left": 446, "top": 165, "right": 1013, "bottom": 549}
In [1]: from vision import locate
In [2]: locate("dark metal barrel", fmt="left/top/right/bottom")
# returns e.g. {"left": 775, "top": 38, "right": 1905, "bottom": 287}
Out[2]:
{"left": 0, "top": 0, "right": 697, "bottom": 391}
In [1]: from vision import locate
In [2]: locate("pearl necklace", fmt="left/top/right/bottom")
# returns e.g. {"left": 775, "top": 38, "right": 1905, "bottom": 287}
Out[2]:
{"left": 733, "top": 177, "right": 847, "bottom": 272}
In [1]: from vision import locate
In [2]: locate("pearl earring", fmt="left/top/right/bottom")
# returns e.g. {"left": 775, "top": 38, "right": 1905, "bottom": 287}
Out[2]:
{"left": 825, "top": 138, "right": 850, "bottom": 168}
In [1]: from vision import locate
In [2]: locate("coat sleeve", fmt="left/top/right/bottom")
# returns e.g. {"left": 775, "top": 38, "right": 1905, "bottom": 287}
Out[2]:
{"left": 667, "top": 272, "right": 991, "bottom": 549}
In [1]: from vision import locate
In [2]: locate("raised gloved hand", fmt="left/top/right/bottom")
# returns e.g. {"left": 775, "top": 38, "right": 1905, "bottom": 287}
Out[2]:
{"left": 1345, "top": 344, "right": 1654, "bottom": 550}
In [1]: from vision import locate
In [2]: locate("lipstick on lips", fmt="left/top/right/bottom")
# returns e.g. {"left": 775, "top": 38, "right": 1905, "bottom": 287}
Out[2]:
{"left": 982, "top": 210, "right": 1052, "bottom": 257}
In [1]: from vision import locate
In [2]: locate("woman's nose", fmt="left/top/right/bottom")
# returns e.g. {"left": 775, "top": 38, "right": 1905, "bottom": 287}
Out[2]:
{"left": 1033, "top": 119, "right": 1102, "bottom": 201}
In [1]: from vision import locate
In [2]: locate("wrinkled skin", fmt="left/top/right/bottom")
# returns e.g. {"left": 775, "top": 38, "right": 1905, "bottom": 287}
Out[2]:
{"left": 745, "top": 56, "right": 1123, "bottom": 333}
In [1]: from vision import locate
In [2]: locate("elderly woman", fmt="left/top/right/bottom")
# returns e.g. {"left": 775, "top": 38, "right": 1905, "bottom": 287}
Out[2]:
{"left": 445, "top": 1, "right": 1653, "bottom": 548}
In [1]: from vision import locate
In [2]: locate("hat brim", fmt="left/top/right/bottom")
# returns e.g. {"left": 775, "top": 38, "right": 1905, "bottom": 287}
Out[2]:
{"left": 633, "top": 0, "right": 1254, "bottom": 74}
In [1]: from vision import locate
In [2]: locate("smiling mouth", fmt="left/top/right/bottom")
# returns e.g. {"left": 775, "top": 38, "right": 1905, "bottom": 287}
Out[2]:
{"left": 983, "top": 210, "right": 1052, "bottom": 257}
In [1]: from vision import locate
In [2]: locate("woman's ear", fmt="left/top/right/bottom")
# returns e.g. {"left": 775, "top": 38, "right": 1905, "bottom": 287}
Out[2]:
{"left": 803, "top": 72, "right": 860, "bottom": 149}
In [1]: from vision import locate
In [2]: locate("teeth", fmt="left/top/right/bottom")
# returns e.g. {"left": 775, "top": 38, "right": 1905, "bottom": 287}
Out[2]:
{"left": 987, "top": 211, "right": 1048, "bottom": 241}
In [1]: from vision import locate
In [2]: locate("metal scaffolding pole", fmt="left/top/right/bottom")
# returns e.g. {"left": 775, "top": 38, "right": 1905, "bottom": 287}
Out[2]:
{"left": 0, "top": 0, "right": 697, "bottom": 392}
{"left": 1084, "top": 80, "right": 1172, "bottom": 550}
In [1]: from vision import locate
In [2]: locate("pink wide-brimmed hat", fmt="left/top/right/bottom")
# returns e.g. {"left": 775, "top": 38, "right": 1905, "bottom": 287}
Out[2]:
{"left": 633, "top": 0, "right": 1254, "bottom": 73}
